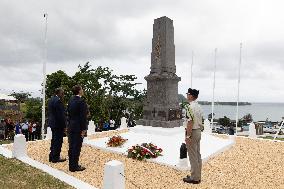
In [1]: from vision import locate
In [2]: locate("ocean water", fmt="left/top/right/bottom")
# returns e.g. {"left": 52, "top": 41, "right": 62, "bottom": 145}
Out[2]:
{"left": 201, "top": 103, "right": 284, "bottom": 122}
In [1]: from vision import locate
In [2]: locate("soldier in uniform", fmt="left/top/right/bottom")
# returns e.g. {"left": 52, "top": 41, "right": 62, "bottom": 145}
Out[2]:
{"left": 183, "top": 88, "right": 203, "bottom": 184}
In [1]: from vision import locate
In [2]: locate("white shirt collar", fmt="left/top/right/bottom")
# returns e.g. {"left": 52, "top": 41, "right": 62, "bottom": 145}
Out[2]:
{"left": 190, "top": 100, "right": 198, "bottom": 105}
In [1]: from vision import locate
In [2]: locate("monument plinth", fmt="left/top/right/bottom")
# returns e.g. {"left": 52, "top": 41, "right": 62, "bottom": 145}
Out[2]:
{"left": 138, "top": 16, "right": 182, "bottom": 128}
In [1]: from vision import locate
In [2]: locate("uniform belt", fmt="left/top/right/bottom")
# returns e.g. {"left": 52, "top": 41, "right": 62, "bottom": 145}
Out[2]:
{"left": 185, "top": 128, "right": 200, "bottom": 130}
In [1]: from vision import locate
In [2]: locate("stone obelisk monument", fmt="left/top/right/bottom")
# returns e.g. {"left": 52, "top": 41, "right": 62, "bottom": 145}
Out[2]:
{"left": 138, "top": 16, "right": 182, "bottom": 128}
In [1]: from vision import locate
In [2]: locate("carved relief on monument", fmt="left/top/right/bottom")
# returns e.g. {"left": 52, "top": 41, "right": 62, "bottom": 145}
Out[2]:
{"left": 154, "top": 34, "right": 161, "bottom": 65}
{"left": 168, "top": 109, "right": 182, "bottom": 121}
{"left": 158, "top": 111, "right": 167, "bottom": 118}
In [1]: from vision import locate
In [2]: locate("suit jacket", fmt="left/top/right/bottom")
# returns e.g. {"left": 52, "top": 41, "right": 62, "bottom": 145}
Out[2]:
{"left": 67, "top": 96, "right": 87, "bottom": 133}
{"left": 48, "top": 96, "right": 66, "bottom": 129}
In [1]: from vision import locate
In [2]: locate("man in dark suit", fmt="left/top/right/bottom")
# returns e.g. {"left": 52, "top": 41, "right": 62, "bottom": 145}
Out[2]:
{"left": 67, "top": 85, "right": 87, "bottom": 172}
{"left": 48, "top": 88, "right": 66, "bottom": 163}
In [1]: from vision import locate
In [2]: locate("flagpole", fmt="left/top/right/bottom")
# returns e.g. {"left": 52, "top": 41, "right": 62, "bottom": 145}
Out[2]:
{"left": 235, "top": 43, "right": 242, "bottom": 136}
{"left": 211, "top": 48, "right": 217, "bottom": 128}
{"left": 191, "top": 51, "right": 194, "bottom": 88}
{"left": 42, "top": 13, "right": 48, "bottom": 139}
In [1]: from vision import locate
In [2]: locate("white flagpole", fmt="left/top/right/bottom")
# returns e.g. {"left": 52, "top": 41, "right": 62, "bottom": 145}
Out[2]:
{"left": 42, "top": 13, "right": 48, "bottom": 139}
{"left": 211, "top": 48, "right": 217, "bottom": 127}
{"left": 191, "top": 51, "right": 194, "bottom": 88}
{"left": 235, "top": 43, "right": 242, "bottom": 136}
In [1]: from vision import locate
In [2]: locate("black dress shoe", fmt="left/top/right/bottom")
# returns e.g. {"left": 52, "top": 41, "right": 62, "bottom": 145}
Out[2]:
{"left": 51, "top": 158, "right": 66, "bottom": 163}
{"left": 183, "top": 177, "right": 201, "bottom": 184}
{"left": 186, "top": 175, "right": 201, "bottom": 181}
{"left": 69, "top": 165, "right": 86, "bottom": 172}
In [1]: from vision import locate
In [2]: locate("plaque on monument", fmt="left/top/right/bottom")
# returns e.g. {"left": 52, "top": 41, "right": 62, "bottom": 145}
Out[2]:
{"left": 168, "top": 109, "right": 182, "bottom": 121}
{"left": 137, "top": 16, "right": 182, "bottom": 128}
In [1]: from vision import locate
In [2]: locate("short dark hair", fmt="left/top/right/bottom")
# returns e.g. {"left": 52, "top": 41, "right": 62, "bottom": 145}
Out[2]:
{"left": 187, "top": 88, "right": 199, "bottom": 98}
{"left": 72, "top": 85, "right": 82, "bottom": 95}
{"left": 55, "top": 88, "right": 64, "bottom": 95}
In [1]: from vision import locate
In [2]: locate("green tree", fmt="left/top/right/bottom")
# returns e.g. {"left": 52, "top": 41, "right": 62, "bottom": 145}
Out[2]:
{"left": 10, "top": 92, "right": 31, "bottom": 103}
{"left": 25, "top": 98, "right": 42, "bottom": 122}
{"left": 9, "top": 91, "right": 31, "bottom": 120}
{"left": 243, "top": 113, "right": 253, "bottom": 123}
{"left": 218, "top": 116, "right": 231, "bottom": 127}
{"left": 238, "top": 119, "right": 247, "bottom": 127}
{"left": 46, "top": 70, "right": 73, "bottom": 104}
{"left": 45, "top": 62, "right": 145, "bottom": 124}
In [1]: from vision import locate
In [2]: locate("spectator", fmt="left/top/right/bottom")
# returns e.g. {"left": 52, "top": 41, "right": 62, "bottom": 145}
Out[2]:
{"left": 32, "top": 123, "right": 37, "bottom": 140}
{"left": 21, "top": 121, "right": 29, "bottom": 141}
{"left": 0, "top": 120, "right": 5, "bottom": 140}
{"left": 35, "top": 122, "right": 41, "bottom": 140}
{"left": 15, "top": 121, "right": 21, "bottom": 135}
{"left": 127, "top": 115, "right": 135, "bottom": 127}
{"left": 96, "top": 119, "right": 104, "bottom": 132}
{"left": 103, "top": 121, "right": 109, "bottom": 131}
{"left": 4, "top": 119, "right": 8, "bottom": 139}
{"left": 28, "top": 122, "right": 34, "bottom": 141}
{"left": 109, "top": 119, "right": 115, "bottom": 130}
{"left": 6, "top": 119, "right": 14, "bottom": 140}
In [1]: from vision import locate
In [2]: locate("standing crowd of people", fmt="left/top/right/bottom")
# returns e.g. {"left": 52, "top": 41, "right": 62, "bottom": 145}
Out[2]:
{"left": 0, "top": 118, "right": 41, "bottom": 141}
{"left": 94, "top": 115, "right": 136, "bottom": 132}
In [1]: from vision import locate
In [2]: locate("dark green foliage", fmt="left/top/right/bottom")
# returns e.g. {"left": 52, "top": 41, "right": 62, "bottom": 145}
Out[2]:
{"left": 10, "top": 92, "right": 31, "bottom": 103}
{"left": 25, "top": 98, "right": 42, "bottom": 122}
{"left": 243, "top": 113, "right": 253, "bottom": 123}
{"left": 218, "top": 116, "right": 231, "bottom": 127}
{"left": 46, "top": 70, "right": 73, "bottom": 104}
{"left": 45, "top": 62, "right": 145, "bottom": 124}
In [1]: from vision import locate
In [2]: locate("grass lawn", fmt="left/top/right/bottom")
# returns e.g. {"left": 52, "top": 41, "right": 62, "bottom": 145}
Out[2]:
{"left": 0, "top": 155, "right": 73, "bottom": 189}
{"left": 0, "top": 140, "right": 13, "bottom": 145}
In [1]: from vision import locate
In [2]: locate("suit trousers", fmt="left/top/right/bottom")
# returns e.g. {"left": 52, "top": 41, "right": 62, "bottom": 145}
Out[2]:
{"left": 186, "top": 129, "right": 202, "bottom": 181}
{"left": 49, "top": 128, "right": 64, "bottom": 161}
{"left": 22, "top": 129, "right": 29, "bottom": 141}
{"left": 68, "top": 131, "right": 83, "bottom": 169}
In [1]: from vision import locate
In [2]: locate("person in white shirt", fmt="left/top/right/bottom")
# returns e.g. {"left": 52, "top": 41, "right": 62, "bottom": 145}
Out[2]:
{"left": 183, "top": 88, "right": 203, "bottom": 184}
{"left": 21, "top": 122, "right": 29, "bottom": 141}
{"left": 109, "top": 119, "right": 115, "bottom": 130}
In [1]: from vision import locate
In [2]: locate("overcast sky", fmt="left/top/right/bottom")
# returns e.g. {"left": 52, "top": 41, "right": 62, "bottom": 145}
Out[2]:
{"left": 0, "top": 0, "right": 284, "bottom": 102}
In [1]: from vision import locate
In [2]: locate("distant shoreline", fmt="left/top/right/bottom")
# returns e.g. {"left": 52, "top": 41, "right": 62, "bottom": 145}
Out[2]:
{"left": 198, "top": 101, "right": 251, "bottom": 106}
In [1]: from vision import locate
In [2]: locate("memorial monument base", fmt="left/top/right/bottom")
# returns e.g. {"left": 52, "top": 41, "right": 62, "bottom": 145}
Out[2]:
{"left": 137, "top": 119, "right": 182, "bottom": 128}
{"left": 84, "top": 125, "right": 235, "bottom": 171}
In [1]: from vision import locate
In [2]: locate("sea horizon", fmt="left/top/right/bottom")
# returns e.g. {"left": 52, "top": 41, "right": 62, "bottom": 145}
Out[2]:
{"left": 201, "top": 102, "right": 284, "bottom": 122}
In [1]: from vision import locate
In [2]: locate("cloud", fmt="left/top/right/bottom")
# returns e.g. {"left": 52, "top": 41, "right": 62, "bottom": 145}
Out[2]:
{"left": 0, "top": 0, "right": 284, "bottom": 102}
